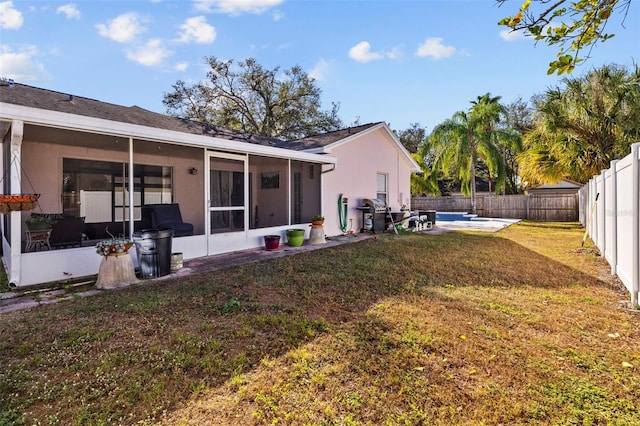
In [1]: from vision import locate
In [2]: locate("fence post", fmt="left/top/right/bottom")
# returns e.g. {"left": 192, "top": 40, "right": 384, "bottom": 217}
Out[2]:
{"left": 597, "top": 172, "right": 607, "bottom": 251}
{"left": 608, "top": 161, "right": 619, "bottom": 275}
{"left": 632, "top": 143, "right": 639, "bottom": 307}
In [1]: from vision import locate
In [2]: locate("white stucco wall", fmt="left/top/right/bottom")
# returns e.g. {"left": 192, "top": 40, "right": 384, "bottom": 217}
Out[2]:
{"left": 321, "top": 127, "right": 415, "bottom": 236}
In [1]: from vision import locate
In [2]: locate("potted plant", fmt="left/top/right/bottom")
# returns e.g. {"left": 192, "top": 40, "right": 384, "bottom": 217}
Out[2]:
{"left": 0, "top": 193, "right": 40, "bottom": 213}
{"left": 25, "top": 214, "right": 52, "bottom": 231}
{"left": 95, "top": 229, "right": 138, "bottom": 290}
{"left": 263, "top": 235, "right": 281, "bottom": 251}
{"left": 96, "top": 229, "right": 133, "bottom": 257}
{"left": 286, "top": 228, "right": 305, "bottom": 247}
{"left": 311, "top": 214, "right": 325, "bottom": 226}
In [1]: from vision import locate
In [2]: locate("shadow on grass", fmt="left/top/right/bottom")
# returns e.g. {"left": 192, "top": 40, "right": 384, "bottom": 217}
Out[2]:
{"left": 1, "top": 226, "right": 637, "bottom": 425}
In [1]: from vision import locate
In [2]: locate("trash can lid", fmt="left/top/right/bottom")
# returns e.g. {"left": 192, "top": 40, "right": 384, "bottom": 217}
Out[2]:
{"left": 155, "top": 228, "right": 174, "bottom": 238}
{"left": 134, "top": 229, "right": 159, "bottom": 238}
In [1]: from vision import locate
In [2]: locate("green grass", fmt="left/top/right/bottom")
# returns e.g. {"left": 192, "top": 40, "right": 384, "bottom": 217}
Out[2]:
{"left": 1, "top": 222, "right": 639, "bottom": 425}
{"left": 0, "top": 261, "right": 9, "bottom": 292}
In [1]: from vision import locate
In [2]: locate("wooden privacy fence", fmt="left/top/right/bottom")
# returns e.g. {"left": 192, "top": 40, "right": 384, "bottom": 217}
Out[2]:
{"left": 411, "top": 193, "right": 579, "bottom": 221}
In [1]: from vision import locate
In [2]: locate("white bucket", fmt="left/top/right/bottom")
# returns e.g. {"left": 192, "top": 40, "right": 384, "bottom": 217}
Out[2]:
{"left": 170, "top": 252, "right": 183, "bottom": 272}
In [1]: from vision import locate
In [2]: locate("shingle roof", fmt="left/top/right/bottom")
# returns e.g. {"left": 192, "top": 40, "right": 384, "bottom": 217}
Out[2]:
{"left": 288, "top": 122, "right": 383, "bottom": 150}
{"left": 0, "top": 81, "right": 285, "bottom": 147}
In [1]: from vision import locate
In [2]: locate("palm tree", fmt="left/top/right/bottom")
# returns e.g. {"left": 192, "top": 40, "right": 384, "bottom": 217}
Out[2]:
{"left": 426, "top": 93, "right": 508, "bottom": 214}
{"left": 518, "top": 64, "right": 640, "bottom": 185}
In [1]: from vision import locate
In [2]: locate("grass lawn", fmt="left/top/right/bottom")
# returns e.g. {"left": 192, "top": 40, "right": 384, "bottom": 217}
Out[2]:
{"left": 1, "top": 222, "right": 638, "bottom": 425}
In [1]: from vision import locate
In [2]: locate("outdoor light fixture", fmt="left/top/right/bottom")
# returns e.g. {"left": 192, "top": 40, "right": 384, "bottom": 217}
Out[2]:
{"left": 189, "top": 167, "right": 198, "bottom": 175}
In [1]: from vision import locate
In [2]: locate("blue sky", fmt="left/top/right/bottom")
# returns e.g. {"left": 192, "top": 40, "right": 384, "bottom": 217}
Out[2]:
{"left": 1, "top": 0, "right": 638, "bottom": 133}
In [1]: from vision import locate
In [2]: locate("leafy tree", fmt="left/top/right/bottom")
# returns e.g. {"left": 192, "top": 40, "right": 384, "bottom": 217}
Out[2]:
{"left": 163, "top": 57, "right": 343, "bottom": 140}
{"left": 497, "top": 0, "right": 633, "bottom": 75}
{"left": 518, "top": 64, "right": 640, "bottom": 185}
{"left": 498, "top": 97, "right": 531, "bottom": 193}
{"left": 425, "top": 93, "right": 509, "bottom": 214}
{"left": 410, "top": 152, "right": 435, "bottom": 196}
{"left": 395, "top": 122, "right": 427, "bottom": 154}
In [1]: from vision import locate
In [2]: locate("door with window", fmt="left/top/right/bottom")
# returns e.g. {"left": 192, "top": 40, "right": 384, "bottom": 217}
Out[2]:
{"left": 207, "top": 152, "right": 248, "bottom": 253}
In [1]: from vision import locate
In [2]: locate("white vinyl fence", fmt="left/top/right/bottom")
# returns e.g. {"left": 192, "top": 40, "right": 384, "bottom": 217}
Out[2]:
{"left": 580, "top": 142, "right": 639, "bottom": 306}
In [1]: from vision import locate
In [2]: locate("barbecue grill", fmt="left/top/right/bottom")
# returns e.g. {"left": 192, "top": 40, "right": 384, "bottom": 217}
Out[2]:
{"left": 358, "top": 198, "right": 388, "bottom": 233}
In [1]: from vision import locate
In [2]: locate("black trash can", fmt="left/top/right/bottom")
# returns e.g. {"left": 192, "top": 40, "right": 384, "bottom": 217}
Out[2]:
{"left": 133, "top": 228, "right": 173, "bottom": 278}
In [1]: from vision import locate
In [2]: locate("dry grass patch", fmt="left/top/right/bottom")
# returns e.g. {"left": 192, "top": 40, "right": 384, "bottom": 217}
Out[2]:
{"left": 1, "top": 222, "right": 639, "bottom": 425}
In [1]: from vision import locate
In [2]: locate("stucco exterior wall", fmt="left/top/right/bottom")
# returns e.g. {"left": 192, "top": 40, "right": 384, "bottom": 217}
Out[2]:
{"left": 321, "top": 128, "right": 414, "bottom": 236}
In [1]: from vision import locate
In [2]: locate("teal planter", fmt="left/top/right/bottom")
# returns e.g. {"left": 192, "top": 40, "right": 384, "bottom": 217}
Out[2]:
{"left": 286, "top": 229, "right": 305, "bottom": 247}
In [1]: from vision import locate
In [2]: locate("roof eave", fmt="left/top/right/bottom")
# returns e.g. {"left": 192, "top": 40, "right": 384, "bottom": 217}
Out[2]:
{"left": 319, "top": 122, "right": 421, "bottom": 171}
{"left": 0, "top": 103, "right": 337, "bottom": 164}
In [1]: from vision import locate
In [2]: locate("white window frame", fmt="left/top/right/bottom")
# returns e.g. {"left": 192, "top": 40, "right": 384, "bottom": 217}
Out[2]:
{"left": 376, "top": 172, "right": 388, "bottom": 204}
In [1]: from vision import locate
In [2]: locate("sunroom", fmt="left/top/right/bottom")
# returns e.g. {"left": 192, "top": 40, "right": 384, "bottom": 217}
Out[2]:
{"left": 1, "top": 84, "right": 336, "bottom": 287}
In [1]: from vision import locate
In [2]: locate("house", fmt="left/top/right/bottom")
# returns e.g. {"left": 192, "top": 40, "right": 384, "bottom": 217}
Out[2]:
{"left": 0, "top": 82, "right": 418, "bottom": 287}
{"left": 291, "top": 123, "right": 421, "bottom": 235}
{"left": 525, "top": 179, "right": 583, "bottom": 195}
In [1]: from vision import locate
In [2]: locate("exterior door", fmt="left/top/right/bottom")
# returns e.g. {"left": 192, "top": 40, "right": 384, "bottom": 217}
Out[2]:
{"left": 207, "top": 152, "right": 248, "bottom": 253}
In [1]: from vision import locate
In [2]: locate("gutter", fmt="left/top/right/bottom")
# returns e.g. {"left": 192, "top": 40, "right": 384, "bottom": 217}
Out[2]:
{"left": 0, "top": 103, "right": 337, "bottom": 165}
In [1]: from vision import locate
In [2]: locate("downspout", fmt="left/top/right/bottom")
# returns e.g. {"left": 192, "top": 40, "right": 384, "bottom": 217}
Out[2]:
{"left": 321, "top": 164, "right": 336, "bottom": 174}
{"left": 9, "top": 120, "right": 23, "bottom": 286}
{"left": 320, "top": 162, "right": 337, "bottom": 227}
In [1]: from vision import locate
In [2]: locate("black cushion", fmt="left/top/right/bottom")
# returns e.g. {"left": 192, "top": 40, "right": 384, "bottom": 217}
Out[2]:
{"left": 141, "top": 204, "right": 193, "bottom": 237}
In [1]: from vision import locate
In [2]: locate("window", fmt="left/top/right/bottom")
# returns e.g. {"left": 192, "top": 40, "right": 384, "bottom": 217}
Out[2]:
{"left": 376, "top": 173, "right": 387, "bottom": 204}
{"left": 62, "top": 158, "right": 172, "bottom": 223}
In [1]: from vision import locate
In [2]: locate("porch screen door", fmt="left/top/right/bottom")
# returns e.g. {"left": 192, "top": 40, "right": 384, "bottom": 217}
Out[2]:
{"left": 208, "top": 152, "right": 247, "bottom": 234}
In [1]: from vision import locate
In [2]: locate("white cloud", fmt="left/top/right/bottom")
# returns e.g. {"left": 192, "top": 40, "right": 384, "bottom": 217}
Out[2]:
{"left": 194, "top": 0, "right": 283, "bottom": 15}
{"left": 177, "top": 16, "right": 216, "bottom": 44}
{"left": 385, "top": 46, "right": 404, "bottom": 60}
{"left": 0, "top": 1, "right": 23, "bottom": 30}
{"left": 272, "top": 9, "right": 284, "bottom": 21}
{"left": 56, "top": 4, "right": 80, "bottom": 19}
{"left": 348, "top": 41, "right": 383, "bottom": 63}
{"left": 126, "top": 38, "right": 172, "bottom": 66}
{"left": 96, "top": 12, "right": 145, "bottom": 43}
{"left": 309, "top": 58, "right": 332, "bottom": 81}
{"left": 499, "top": 29, "right": 526, "bottom": 41}
{"left": 0, "top": 45, "right": 50, "bottom": 81}
{"left": 174, "top": 61, "right": 189, "bottom": 72}
{"left": 415, "top": 37, "right": 456, "bottom": 59}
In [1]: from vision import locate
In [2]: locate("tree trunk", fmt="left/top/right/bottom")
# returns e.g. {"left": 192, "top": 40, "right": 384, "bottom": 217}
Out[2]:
{"left": 470, "top": 155, "right": 477, "bottom": 215}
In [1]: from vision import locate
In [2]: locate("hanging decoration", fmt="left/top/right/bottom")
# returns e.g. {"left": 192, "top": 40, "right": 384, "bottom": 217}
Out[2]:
{"left": 0, "top": 194, "right": 40, "bottom": 213}
{"left": 0, "top": 155, "right": 41, "bottom": 213}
